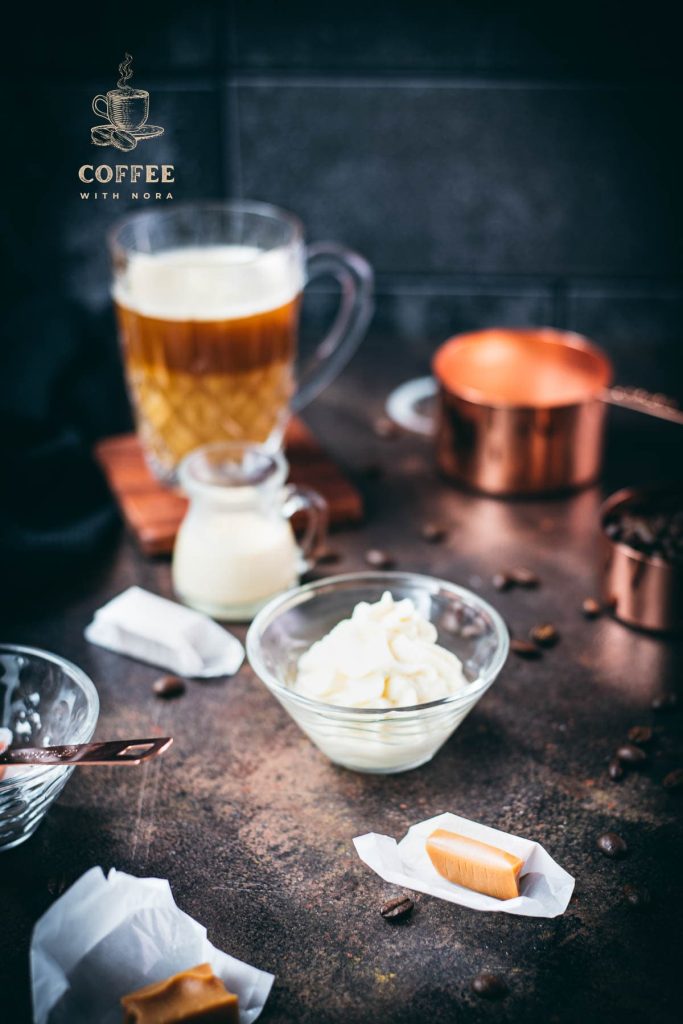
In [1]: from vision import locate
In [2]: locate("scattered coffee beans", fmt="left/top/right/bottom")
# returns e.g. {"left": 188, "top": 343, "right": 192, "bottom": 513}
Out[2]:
{"left": 627, "top": 725, "right": 653, "bottom": 745}
{"left": 511, "top": 639, "right": 542, "bottom": 659}
{"left": 596, "top": 832, "right": 628, "bottom": 858}
{"left": 420, "top": 522, "right": 447, "bottom": 543}
{"left": 615, "top": 743, "right": 648, "bottom": 765}
{"left": 461, "top": 621, "right": 486, "bottom": 639}
{"left": 493, "top": 572, "right": 513, "bottom": 591}
{"left": 530, "top": 623, "right": 559, "bottom": 647}
{"left": 153, "top": 675, "right": 186, "bottom": 699}
{"left": 315, "top": 547, "right": 341, "bottom": 566}
{"left": 373, "top": 416, "right": 400, "bottom": 440}
{"left": 582, "top": 597, "right": 602, "bottom": 618}
{"left": 441, "top": 610, "right": 462, "bottom": 634}
{"left": 651, "top": 692, "right": 678, "bottom": 712}
{"left": 365, "top": 548, "right": 394, "bottom": 569}
{"left": 46, "top": 875, "right": 69, "bottom": 899}
{"left": 662, "top": 768, "right": 683, "bottom": 791}
{"left": 511, "top": 567, "right": 540, "bottom": 588}
{"left": 471, "top": 973, "right": 508, "bottom": 999}
{"left": 380, "top": 895, "right": 414, "bottom": 920}
{"left": 623, "top": 884, "right": 650, "bottom": 908}
{"left": 608, "top": 757, "right": 625, "bottom": 782}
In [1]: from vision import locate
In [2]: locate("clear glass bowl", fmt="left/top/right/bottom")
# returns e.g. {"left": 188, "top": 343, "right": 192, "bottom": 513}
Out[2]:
{"left": 0, "top": 645, "right": 100, "bottom": 851}
{"left": 247, "top": 572, "right": 509, "bottom": 774}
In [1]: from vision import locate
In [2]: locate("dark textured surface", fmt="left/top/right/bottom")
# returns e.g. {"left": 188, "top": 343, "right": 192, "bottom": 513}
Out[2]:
{"left": 235, "top": 80, "right": 681, "bottom": 278}
{"left": 230, "top": 0, "right": 681, "bottom": 80}
{"left": 2, "top": 338, "right": 682, "bottom": 1023}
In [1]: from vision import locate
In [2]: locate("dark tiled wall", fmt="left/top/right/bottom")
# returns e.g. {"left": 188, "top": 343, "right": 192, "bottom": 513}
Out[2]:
{"left": 5, "top": 1, "right": 683, "bottom": 402}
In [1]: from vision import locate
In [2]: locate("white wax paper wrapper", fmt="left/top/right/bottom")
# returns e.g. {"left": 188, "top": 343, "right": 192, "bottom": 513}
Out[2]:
{"left": 354, "top": 812, "right": 574, "bottom": 918}
{"left": 85, "top": 586, "right": 244, "bottom": 678}
{"left": 31, "top": 867, "right": 274, "bottom": 1024}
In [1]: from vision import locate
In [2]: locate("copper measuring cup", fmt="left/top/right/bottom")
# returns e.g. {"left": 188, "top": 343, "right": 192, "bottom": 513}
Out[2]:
{"left": 387, "top": 328, "right": 683, "bottom": 496}
{"left": 601, "top": 485, "right": 683, "bottom": 634}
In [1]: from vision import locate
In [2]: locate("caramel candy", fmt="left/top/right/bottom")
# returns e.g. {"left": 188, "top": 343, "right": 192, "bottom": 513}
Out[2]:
{"left": 426, "top": 829, "right": 524, "bottom": 900}
{"left": 121, "top": 963, "right": 238, "bottom": 1024}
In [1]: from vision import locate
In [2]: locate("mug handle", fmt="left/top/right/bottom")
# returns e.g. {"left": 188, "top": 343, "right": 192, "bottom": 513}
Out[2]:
{"left": 386, "top": 376, "right": 438, "bottom": 436}
{"left": 92, "top": 95, "right": 109, "bottom": 119}
{"left": 282, "top": 484, "right": 329, "bottom": 571}
{"left": 292, "top": 243, "right": 374, "bottom": 412}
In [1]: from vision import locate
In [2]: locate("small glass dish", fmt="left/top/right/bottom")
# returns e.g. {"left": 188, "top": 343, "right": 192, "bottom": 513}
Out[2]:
{"left": 0, "top": 645, "right": 99, "bottom": 851}
{"left": 247, "top": 572, "right": 509, "bottom": 774}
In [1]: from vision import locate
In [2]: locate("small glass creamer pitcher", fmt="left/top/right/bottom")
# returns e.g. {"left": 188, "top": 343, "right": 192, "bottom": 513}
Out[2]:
{"left": 173, "top": 443, "right": 327, "bottom": 621}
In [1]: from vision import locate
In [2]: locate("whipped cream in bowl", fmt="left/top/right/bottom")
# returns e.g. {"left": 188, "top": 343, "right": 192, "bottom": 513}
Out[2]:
{"left": 247, "top": 573, "right": 509, "bottom": 773}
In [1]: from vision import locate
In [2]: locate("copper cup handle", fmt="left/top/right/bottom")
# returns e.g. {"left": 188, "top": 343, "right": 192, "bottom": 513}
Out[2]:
{"left": 386, "top": 377, "right": 437, "bottom": 436}
{"left": 602, "top": 386, "right": 683, "bottom": 426}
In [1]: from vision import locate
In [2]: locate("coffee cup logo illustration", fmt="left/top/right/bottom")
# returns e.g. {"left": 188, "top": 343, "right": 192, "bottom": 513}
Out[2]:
{"left": 91, "top": 54, "right": 164, "bottom": 152}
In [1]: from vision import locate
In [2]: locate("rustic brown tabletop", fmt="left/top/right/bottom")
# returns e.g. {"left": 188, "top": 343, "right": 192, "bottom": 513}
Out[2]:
{"left": 2, "top": 337, "right": 681, "bottom": 1023}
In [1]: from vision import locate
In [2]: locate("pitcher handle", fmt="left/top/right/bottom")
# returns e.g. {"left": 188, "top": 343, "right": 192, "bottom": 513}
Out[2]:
{"left": 386, "top": 376, "right": 438, "bottom": 436}
{"left": 282, "top": 485, "right": 329, "bottom": 571}
{"left": 292, "top": 243, "right": 374, "bottom": 412}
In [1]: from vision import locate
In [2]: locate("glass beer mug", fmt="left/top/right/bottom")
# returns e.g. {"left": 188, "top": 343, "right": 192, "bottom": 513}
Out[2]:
{"left": 109, "top": 201, "right": 374, "bottom": 482}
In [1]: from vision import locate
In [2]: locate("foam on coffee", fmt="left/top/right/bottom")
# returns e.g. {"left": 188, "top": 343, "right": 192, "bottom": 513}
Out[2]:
{"left": 114, "top": 244, "right": 305, "bottom": 322}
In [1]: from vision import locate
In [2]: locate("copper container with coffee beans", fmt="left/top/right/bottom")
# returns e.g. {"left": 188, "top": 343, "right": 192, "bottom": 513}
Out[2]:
{"left": 601, "top": 485, "right": 683, "bottom": 633}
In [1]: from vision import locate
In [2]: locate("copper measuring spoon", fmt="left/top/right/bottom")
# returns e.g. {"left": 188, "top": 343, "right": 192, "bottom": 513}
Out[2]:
{"left": 0, "top": 737, "right": 173, "bottom": 767}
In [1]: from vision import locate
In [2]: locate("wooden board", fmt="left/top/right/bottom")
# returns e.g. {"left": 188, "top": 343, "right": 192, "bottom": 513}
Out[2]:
{"left": 94, "top": 420, "right": 363, "bottom": 556}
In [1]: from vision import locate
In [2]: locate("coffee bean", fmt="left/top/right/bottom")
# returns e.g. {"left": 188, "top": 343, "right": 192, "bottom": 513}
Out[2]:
{"left": 662, "top": 768, "right": 683, "bottom": 791}
{"left": 315, "top": 547, "right": 341, "bottom": 566}
{"left": 582, "top": 597, "right": 602, "bottom": 618}
{"left": 471, "top": 973, "right": 508, "bottom": 999}
{"left": 511, "top": 639, "right": 542, "bottom": 659}
{"left": 111, "top": 128, "right": 137, "bottom": 152}
{"left": 442, "top": 610, "right": 462, "bottom": 634}
{"left": 605, "top": 501, "right": 683, "bottom": 566}
{"left": 623, "top": 884, "right": 650, "bottom": 909}
{"left": 651, "top": 692, "right": 678, "bottom": 712}
{"left": 373, "top": 416, "right": 400, "bottom": 440}
{"left": 615, "top": 743, "right": 648, "bottom": 765}
{"left": 365, "top": 549, "right": 394, "bottom": 569}
{"left": 153, "top": 675, "right": 186, "bottom": 699}
{"left": 46, "top": 875, "right": 69, "bottom": 898}
{"left": 91, "top": 124, "right": 113, "bottom": 145}
{"left": 493, "top": 572, "right": 513, "bottom": 591}
{"left": 530, "top": 623, "right": 559, "bottom": 648}
{"left": 608, "top": 757, "right": 625, "bottom": 781}
{"left": 380, "top": 895, "right": 414, "bottom": 920}
{"left": 461, "top": 621, "right": 486, "bottom": 639}
{"left": 511, "top": 567, "right": 539, "bottom": 588}
{"left": 596, "top": 832, "right": 628, "bottom": 858}
{"left": 627, "top": 725, "right": 653, "bottom": 745}
{"left": 421, "top": 522, "right": 447, "bottom": 543}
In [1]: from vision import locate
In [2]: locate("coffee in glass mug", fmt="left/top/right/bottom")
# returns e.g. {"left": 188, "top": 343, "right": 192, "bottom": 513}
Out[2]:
{"left": 109, "top": 202, "right": 373, "bottom": 482}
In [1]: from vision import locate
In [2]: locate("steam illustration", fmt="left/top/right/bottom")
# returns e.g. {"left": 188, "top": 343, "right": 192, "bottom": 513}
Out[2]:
{"left": 90, "top": 54, "right": 164, "bottom": 151}
{"left": 117, "top": 53, "right": 134, "bottom": 91}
